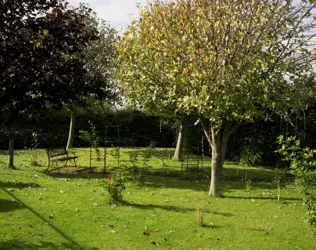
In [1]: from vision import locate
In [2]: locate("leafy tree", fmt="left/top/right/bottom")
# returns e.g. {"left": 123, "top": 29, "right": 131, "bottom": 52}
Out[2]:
{"left": 66, "top": 16, "right": 118, "bottom": 149}
{"left": 0, "top": 1, "right": 107, "bottom": 168}
{"left": 117, "top": 0, "right": 316, "bottom": 195}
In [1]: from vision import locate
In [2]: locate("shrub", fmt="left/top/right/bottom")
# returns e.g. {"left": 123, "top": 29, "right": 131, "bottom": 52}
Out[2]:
{"left": 277, "top": 135, "right": 316, "bottom": 234}
{"left": 102, "top": 172, "right": 126, "bottom": 204}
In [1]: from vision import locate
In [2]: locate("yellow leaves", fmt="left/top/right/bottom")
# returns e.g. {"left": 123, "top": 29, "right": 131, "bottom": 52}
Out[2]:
{"left": 183, "top": 68, "right": 193, "bottom": 76}
{"left": 185, "top": 22, "right": 190, "bottom": 32}
{"left": 214, "top": 21, "right": 220, "bottom": 29}
{"left": 204, "top": 57, "right": 209, "bottom": 63}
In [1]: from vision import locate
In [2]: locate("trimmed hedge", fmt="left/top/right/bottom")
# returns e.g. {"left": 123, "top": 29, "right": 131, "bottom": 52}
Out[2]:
{"left": 0, "top": 109, "right": 175, "bottom": 150}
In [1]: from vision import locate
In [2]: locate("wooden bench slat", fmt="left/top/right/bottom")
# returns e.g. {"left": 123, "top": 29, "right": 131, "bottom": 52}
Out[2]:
{"left": 46, "top": 147, "right": 78, "bottom": 171}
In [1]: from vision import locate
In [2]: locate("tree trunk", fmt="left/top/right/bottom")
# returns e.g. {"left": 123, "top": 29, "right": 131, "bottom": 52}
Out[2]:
{"left": 66, "top": 111, "right": 76, "bottom": 150}
{"left": 8, "top": 130, "right": 15, "bottom": 169}
{"left": 209, "top": 131, "right": 221, "bottom": 196}
{"left": 200, "top": 121, "right": 231, "bottom": 197}
{"left": 173, "top": 119, "right": 186, "bottom": 161}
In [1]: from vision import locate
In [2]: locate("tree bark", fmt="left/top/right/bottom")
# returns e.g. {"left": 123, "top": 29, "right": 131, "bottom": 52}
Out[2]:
{"left": 173, "top": 119, "right": 186, "bottom": 161}
{"left": 8, "top": 130, "right": 15, "bottom": 169}
{"left": 209, "top": 130, "right": 221, "bottom": 196}
{"left": 200, "top": 120, "right": 231, "bottom": 196}
{"left": 66, "top": 111, "right": 76, "bottom": 149}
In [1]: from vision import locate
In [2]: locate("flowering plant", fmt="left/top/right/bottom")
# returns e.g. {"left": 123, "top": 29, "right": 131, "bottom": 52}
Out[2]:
{"left": 102, "top": 172, "right": 125, "bottom": 204}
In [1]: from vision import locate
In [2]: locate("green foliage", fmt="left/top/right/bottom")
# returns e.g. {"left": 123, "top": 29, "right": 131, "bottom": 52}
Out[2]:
{"left": 304, "top": 196, "right": 316, "bottom": 229}
{"left": 277, "top": 135, "right": 316, "bottom": 230}
{"left": 79, "top": 121, "right": 100, "bottom": 160}
{"left": 102, "top": 172, "right": 126, "bottom": 204}
{"left": 143, "top": 142, "right": 156, "bottom": 167}
{"left": 118, "top": 0, "right": 315, "bottom": 129}
{"left": 110, "top": 147, "right": 120, "bottom": 167}
{"left": 273, "top": 169, "right": 283, "bottom": 186}
{"left": 239, "top": 146, "right": 262, "bottom": 168}
{"left": 129, "top": 151, "right": 138, "bottom": 166}
{"left": 0, "top": 109, "right": 175, "bottom": 150}
{"left": 1, "top": 1, "right": 111, "bottom": 167}
{"left": 117, "top": 0, "right": 316, "bottom": 196}
{"left": 277, "top": 136, "right": 316, "bottom": 190}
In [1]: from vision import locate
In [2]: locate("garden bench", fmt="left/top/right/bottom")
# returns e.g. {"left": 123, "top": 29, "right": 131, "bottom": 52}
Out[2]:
{"left": 46, "top": 147, "right": 78, "bottom": 171}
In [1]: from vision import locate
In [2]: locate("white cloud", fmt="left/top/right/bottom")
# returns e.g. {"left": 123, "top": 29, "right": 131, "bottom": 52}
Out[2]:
{"left": 67, "top": 0, "right": 147, "bottom": 31}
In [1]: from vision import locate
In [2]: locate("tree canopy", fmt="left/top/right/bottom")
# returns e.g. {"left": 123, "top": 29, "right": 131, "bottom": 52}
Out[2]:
{"left": 117, "top": 0, "right": 316, "bottom": 195}
{"left": 0, "top": 0, "right": 113, "bottom": 167}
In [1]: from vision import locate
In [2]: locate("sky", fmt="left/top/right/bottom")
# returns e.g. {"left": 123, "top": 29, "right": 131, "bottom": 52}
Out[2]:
{"left": 67, "top": 0, "right": 147, "bottom": 31}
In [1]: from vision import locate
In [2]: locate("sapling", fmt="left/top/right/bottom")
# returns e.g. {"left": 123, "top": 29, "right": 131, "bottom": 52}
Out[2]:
{"left": 273, "top": 169, "right": 282, "bottom": 201}
{"left": 79, "top": 120, "right": 100, "bottom": 160}
{"left": 246, "top": 178, "right": 252, "bottom": 193}
{"left": 197, "top": 202, "right": 205, "bottom": 227}
{"left": 30, "top": 132, "right": 40, "bottom": 166}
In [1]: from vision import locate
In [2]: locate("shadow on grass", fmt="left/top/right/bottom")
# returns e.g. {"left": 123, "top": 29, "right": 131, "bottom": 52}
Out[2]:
{"left": 123, "top": 201, "right": 233, "bottom": 217}
{"left": 0, "top": 198, "right": 23, "bottom": 212}
{"left": 246, "top": 228, "right": 267, "bottom": 232}
{"left": 199, "top": 223, "right": 221, "bottom": 229}
{"left": 222, "top": 181, "right": 277, "bottom": 191}
{"left": 1, "top": 187, "right": 87, "bottom": 250}
{"left": 209, "top": 211, "right": 233, "bottom": 217}
{"left": 223, "top": 195, "right": 302, "bottom": 201}
{"left": 123, "top": 201, "right": 195, "bottom": 213}
{"left": 0, "top": 240, "right": 93, "bottom": 250}
{"left": 44, "top": 169, "right": 107, "bottom": 180}
{"left": 142, "top": 177, "right": 208, "bottom": 192}
{"left": 0, "top": 181, "right": 41, "bottom": 189}
{"left": 44, "top": 167, "right": 183, "bottom": 180}
{"left": 124, "top": 148, "right": 174, "bottom": 160}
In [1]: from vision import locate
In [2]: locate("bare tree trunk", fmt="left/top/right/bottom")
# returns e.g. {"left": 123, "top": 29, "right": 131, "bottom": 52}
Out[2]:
{"left": 8, "top": 129, "right": 15, "bottom": 169}
{"left": 209, "top": 130, "right": 221, "bottom": 196}
{"left": 66, "top": 111, "right": 76, "bottom": 150}
{"left": 200, "top": 120, "right": 231, "bottom": 196}
{"left": 173, "top": 119, "right": 186, "bottom": 161}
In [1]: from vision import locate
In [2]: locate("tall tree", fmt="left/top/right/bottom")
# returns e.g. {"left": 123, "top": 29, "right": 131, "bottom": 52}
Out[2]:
{"left": 0, "top": 1, "right": 108, "bottom": 168}
{"left": 117, "top": 0, "right": 316, "bottom": 196}
{"left": 66, "top": 17, "right": 118, "bottom": 149}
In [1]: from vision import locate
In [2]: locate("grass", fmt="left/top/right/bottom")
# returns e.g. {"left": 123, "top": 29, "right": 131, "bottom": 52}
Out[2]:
{"left": 0, "top": 148, "right": 314, "bottom": 249}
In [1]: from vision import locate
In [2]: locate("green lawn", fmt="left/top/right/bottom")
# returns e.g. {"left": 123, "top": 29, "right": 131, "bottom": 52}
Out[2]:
{"left": 0, "top": 148, "right": 314, "bottom": 249}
